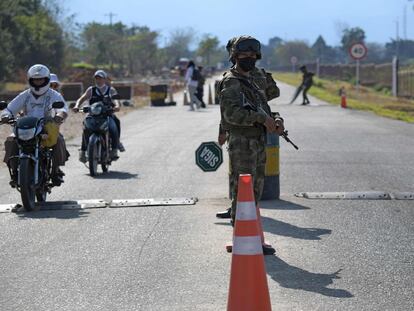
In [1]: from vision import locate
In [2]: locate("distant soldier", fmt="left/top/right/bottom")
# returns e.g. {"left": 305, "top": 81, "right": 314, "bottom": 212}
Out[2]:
{"left": 290, "top": 65, "right": 314, "bottom": 105}
{"left": 215, "top": 36, "right": 285, "bottom": 252}
{"left": 299, "top": 65, "right": 314, "bottom": 105}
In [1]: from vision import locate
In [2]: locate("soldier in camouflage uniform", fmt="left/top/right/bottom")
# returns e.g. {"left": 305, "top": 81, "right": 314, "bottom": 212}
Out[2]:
{"left": 216, "top": 36, "right": 285, "bottom": 224}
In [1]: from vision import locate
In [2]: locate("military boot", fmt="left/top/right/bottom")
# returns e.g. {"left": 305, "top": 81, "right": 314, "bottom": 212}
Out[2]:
{"left": 216, "top": 207, "right": 231, "bottom": 219}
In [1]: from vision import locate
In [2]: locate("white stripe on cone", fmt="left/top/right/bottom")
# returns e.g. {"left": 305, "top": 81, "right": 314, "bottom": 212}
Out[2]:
{"left": 235, "top": 201, "right": 257, "bottom": 220}
{"left": 233, "top": 236, "right": 263, "bottom": 255}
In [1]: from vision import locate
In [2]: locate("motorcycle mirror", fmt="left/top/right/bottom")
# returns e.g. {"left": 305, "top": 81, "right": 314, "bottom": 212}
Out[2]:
{"left": 112, "top": 94, "right": 121, "bottom": 100}
{"left": 52, "top": 101, "right": 65, "bottom": 109}
{"left": 0, "top": 101, "right": 8, "bottom": 110}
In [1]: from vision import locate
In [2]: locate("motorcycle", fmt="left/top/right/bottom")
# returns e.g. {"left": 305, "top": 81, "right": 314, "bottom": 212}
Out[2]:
{"left": 81, "top": 100, "right": 117, "bottom": 176}
{"left": 0, "top": 100, "right": 65, "bottom": 211}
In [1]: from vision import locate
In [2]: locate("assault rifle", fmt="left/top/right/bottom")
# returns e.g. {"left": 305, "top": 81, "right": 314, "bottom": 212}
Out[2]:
{"left": 271, "top": 112, "right": 299, "bottom": 150}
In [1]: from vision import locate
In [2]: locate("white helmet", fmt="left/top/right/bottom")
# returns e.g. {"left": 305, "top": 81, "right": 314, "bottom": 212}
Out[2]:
{"left": 27, "top": 64, "right": 51, "bottom": 95}
{"left": 50, "top": 73, "right": 60, "bottom": 86}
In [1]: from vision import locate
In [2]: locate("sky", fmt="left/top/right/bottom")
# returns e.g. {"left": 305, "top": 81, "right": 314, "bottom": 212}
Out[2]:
{"left": 65, "top": 0, "right": 414, "bottom": 47}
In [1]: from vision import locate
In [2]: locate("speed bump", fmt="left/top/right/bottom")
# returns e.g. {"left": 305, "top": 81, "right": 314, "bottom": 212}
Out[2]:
{"left": 295, "top": 192, "right": 390, "bottom": 200}
{"left": 294, "top": 191, "right": 414, "bottom": 200}
{"left": 109, "top": 197, "right": 198, "bottom": 208}
{"left": 0, "top": 200, "right": 107, "bottom": 213}
{"left": 0, "top": 198, "right": 199, "bottom": 213}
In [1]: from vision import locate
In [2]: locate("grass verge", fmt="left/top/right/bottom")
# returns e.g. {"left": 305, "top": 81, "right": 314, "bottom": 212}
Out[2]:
{"left": 274, "top": 72, "right": 414, "bottom": 123}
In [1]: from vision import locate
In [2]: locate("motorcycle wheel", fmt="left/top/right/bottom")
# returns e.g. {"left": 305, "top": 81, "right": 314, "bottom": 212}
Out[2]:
{"left": 19, "top": 158, "right": 38, "bottom": 211}
{"left": 88, "top": 135, "right": 99, "bottom": 176}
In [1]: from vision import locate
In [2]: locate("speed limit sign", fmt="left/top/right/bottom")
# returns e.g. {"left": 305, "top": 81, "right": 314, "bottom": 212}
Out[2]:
{"left": 349, "top": 43, "right": 368, "bottom": 60}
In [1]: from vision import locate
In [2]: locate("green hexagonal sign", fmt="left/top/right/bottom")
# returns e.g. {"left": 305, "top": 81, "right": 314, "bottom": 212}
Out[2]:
{"left": 195, "top": 141, "right": 223, "bottom": 172}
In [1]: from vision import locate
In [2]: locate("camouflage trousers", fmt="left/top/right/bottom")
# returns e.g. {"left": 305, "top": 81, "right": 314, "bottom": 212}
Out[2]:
{"left": 228, "top": 133, "right": 266, "bottom": 220}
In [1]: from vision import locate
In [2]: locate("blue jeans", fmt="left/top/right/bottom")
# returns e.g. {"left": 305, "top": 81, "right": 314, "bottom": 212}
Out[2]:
{"left": 108, "top": 116, "right": 119, "bottom": 150}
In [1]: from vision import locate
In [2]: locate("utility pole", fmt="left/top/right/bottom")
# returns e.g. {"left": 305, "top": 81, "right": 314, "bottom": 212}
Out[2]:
{"left": 403, "top": 5, "right": 407, "bottom": 40}
{"left": 105, "top": 12, "right": 117, "bottom": 26}
{"left": 395, "top": 19, "right": 400, "bottom": 57}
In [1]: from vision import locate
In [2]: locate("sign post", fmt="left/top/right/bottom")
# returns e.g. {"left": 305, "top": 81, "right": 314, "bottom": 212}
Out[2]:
{"left": 290, "top": 56, "right": 298, "bottom": 73}
{"left": 349, "top": 43, "right": 368, "bottom": 95}
{"left": 195, "top": 142, "right": 223, "bottom": 172}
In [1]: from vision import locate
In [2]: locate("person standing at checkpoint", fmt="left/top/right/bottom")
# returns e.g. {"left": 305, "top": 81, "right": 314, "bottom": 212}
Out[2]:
{"left": 215, "top": 36, "right": 285, "bottom": 230}
{"left": 185, "top": 61, "right": 203, "bottom": 111}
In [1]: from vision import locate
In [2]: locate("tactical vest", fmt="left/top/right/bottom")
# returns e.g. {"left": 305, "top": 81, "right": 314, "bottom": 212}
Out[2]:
{"left": 218, "top": 68, "right": 272, "bottom": 136}
{"left": 90, "top": 86, "right": 112, "bottom": 105}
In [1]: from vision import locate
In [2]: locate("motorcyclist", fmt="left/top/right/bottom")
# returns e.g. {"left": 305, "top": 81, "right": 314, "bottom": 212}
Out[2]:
{"left": 1, "top": 64, "right": 69, "bottom": 186}
{"left": 49, "top": 73, "right": 70, "bottom": 177}
{"left": 72, "top": 70, "right": 121, "bottom": 162}
{"left": 49, "top": 73, "right": 61, "bottom": 91}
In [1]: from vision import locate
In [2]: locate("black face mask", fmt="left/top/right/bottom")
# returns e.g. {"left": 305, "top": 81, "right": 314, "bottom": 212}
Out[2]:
{"left": 238, "top": 57, "right": 256, "bottom": 72}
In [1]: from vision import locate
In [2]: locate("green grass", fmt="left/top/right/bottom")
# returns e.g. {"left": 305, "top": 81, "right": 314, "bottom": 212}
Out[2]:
{"left": 274, "top": 72, "right": 414, "bottom": 123}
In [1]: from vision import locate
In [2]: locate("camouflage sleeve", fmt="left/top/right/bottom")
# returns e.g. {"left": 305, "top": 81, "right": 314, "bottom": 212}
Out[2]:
{"left": 265, "top": 71, "right": 280, "bottom": 101}
{"left": 220, "top": 78, "right": 266, "bottom": 126}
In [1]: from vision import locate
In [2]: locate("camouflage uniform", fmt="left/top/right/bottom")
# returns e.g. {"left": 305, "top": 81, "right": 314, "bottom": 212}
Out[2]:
{"left": 218, "top": 66, "right": 280, "bottom": 220}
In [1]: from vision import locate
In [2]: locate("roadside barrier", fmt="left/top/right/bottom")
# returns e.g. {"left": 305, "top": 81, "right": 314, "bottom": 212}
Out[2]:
{"left": 262, "top": 133, "right": 280, "bottom": 200}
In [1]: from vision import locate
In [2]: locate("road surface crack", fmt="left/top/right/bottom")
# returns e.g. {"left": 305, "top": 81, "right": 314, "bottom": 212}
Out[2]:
{"left": 137, "top": 207, "right": 165, "bottom": 262}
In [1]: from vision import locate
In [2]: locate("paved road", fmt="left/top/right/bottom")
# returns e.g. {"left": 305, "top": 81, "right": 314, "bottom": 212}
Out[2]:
{"left": 0, "top": 78, "right": 413, "bottom": 310}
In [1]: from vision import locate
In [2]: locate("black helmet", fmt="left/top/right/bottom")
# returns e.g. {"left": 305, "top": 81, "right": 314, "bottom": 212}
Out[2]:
{"left": 227, "top": 36, "right": 262, "bottom": 63}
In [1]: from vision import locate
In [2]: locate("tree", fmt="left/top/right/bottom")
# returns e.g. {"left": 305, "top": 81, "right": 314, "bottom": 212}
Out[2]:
{"left": 385, "top": 39, "right": 414, "bottom": 62}
{"left": 164, "top": 28, "right": 196, "bottom": 67}
{"left": 261, "top": 36, "right": 283, "bottom": 68}
{"left": 196, "top": 35, "right": 220, "bottom": 66}
{"left": 122, "top": 26, "right": 159, "bottom": 75}
{"left": 341, "top": 27, "right": 366, "bottom": 53}
{"left": 275, "top": 40, "right": 313, "bottom": 66}
{"left": 0, "top": 0, "right": 65, "bottom": 81}
{"left": 14, "top": 11, "right": 64, "bottom": 72}
{"left": 365, "top": 42, "right": 386, "bottom": 63}
{"left": 312, "top": 36, "right": 328, "bottom": 58}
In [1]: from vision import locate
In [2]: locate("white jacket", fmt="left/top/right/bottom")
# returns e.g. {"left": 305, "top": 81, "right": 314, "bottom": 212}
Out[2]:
{"left": 185, "top": 67, "right": 198, "bottom": 87}
{"left": 1, "top": 88, "right": 68, "bottom": 119}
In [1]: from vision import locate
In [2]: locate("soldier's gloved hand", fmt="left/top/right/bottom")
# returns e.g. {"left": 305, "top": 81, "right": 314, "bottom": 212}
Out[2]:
{"left": 275, "top": 119, "right": 285, "bottom": 135}
{"left": 264, "top": 116, "right": 278, "bottom": 133}
{"left": 218, "top": 133, "right": 227, "bottom": 146}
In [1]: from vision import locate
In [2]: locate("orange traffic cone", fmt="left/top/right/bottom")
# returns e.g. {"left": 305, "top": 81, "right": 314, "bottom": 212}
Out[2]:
{"left": 341, "top": 95, "right": 347, "bottom": 108}
{"left": 226, "top": 205, "right": 275, "bottom": 255}
{"left": 208, "top": 84, "right": 213, "bottom": 105}
{"left": 227, "top": 174, "right": 272, "bottom": 311}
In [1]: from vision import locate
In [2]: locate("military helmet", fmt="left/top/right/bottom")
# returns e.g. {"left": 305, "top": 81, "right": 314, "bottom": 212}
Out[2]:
{"left": 226, "top": 35, "right": 262, "bottom": 63}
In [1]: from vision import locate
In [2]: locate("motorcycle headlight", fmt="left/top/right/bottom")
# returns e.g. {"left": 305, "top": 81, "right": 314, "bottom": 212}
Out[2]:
{"left": 17, "top": 128, "right": 36, "bottom": 141}
{"left": 90, "top": 105, "right": 103, "bottom": 115}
